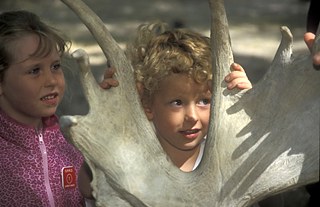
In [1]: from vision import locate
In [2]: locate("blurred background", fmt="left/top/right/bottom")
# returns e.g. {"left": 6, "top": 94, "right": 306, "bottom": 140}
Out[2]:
{"left": 0, "top": 0, "right": 311, "bottom": 115}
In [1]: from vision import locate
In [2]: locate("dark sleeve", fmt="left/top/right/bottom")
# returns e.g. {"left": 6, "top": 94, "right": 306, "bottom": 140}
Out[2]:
{"left": 306, "top": 182, "right": 320, "bottom": 207}
{"left": 306, "top": 0, "right": 320, "bottom": 34}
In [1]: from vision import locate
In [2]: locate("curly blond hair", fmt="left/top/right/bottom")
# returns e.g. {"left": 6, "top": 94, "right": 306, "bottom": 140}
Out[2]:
{"left": 126, "top": 22, "right": 212, "bottom": 100}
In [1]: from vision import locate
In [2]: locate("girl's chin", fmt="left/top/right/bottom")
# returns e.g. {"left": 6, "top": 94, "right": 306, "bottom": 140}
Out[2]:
{"left": 41, "top": 108, "right": 58, "bottom": 117}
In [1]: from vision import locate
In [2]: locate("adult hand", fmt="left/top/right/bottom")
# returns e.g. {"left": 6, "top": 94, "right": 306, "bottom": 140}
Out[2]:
{"left": 304, "top": 32, "right": 320, "bottom": 70}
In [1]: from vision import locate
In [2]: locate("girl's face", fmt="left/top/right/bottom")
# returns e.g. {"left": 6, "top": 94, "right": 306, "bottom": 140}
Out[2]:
{"left": 0, "top": 34, "right": 65, "bottom": 127}
{"left": 144, "top": 73, "right": 211, "bottom": 157}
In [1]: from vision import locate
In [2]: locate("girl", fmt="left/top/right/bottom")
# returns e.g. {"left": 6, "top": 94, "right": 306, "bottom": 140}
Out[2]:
{"left": 0, "top": 10, "right": 84, "bottom": 206}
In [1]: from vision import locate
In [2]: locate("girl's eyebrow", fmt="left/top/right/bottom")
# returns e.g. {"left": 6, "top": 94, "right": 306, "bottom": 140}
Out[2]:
{"left": 10, "top": 56, "right": 32, "bottom": 65}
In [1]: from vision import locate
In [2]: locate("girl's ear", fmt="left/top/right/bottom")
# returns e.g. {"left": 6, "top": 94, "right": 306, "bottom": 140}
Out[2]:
{"left": 136, "top": 82, "right": 153, "bottom": 121}
{"left": 0, "top": 83, "right": 3, "bottom": 96}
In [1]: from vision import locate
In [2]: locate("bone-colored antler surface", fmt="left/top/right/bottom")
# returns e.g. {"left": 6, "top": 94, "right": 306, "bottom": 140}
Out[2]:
{"left": 60, "top": 0, "right": 319, "bottom": 206}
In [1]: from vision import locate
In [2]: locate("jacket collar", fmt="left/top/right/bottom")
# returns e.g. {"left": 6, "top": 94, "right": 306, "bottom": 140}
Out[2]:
{"left": 0, "top": 109, "right": 59, "bottom": 148}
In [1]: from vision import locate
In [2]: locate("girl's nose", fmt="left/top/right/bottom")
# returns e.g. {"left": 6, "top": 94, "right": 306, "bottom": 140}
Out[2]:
{"left": 44, "top": 70, "right": 58, "bottom": 87}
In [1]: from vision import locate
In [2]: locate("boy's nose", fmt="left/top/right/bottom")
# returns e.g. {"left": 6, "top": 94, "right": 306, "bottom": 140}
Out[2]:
{"left": 184, "top": 106, "right": 198, "bottom": 122}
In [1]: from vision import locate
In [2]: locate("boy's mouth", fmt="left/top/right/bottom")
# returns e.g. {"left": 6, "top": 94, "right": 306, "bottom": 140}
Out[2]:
{"left": 180, "top": 129, "right": 201, "bottom": 139}
{"left": 180, "top": 129, "right": 200, "bottom": 135}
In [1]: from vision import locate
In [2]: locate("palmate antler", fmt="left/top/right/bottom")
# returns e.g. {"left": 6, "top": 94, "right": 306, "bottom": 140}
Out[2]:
{"left": 60, "top": 0, "right": 319, "bottom": 206}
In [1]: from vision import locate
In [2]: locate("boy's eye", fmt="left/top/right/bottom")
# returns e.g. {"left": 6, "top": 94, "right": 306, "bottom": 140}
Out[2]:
{"left": 199, "top": 98, "right": 211, "bottom": 106}
{"left": 170, "top": 99, "right": 183, "bottom": 106}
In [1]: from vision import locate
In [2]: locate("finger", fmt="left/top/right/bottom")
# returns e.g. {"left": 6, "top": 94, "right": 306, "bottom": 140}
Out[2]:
{"left": 227, "top": 82, "right": 252, "bottom": 90}
{"left": 233, "top": 82, "right": 252, "bottom": 90}
{"left": 312, "top": 52, "right": 320, "bottom": 66}
{"left": 304, "top": 32, "right": 315, "bottom": 52}
{"left": 99, "top": 81, "right": 111, "bottom": 89}
{"left": 230, "top": 63, "right": 245, "bottom": 72}
{"left": 99, "top": 79, "right": 119, "bottom": 89}
{"left": 225, "top": 71, "right": 247, "bottom": 82}
{"left": 103, "top": 67, "right": 116, "bottom": 79}
{"left": 227, "top": 78, "right": 252, "bottom": 90}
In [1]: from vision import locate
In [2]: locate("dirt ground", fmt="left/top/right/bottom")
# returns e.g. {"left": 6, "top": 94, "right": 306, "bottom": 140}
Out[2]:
{"left": 0, "top": 1, "right": 315, "bottom": 206}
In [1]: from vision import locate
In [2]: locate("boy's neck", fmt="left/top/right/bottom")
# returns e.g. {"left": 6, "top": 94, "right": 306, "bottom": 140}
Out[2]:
{"left": 177, "top": 149, "right": 200, "bottom": 172}
{"left": 161, "top": 143, "right": 201, "bottom": 172}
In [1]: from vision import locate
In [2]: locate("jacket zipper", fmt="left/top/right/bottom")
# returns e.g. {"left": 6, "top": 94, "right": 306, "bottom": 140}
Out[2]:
{"left": 37, "top": 130, "right": 55, "bottom": 207}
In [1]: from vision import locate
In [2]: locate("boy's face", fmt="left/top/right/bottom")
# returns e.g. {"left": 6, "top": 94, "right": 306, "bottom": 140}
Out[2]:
{"left": 0, "top": 34, "right": 65, "bottom": 127}
{"left": 144, "top": 73, "right": 211, "bottom": 155}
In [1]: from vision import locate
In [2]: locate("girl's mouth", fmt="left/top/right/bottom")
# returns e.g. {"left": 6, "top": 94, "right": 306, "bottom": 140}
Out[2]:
{"left": 41, "top": 94, "right": 56, "bottom": 100}
{"left": 41, "top": 93, "right": 59, "bottom": 105}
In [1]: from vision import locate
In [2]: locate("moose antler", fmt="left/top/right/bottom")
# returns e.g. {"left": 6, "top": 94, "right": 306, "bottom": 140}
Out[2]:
{"left": 60, "top": 0, "right": 319, "bottom": 206}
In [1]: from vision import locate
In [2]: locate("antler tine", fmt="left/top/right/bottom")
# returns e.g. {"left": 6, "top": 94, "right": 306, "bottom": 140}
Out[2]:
{"left": 209, "top": 0, "right": 234, "bottom": 84}
{"left": 206, "top": 0, "right": 235, "bottom": 158}
{"left": 71, "top": 49, "right": 101, "bottom": 108}
{"left": 61, "top": 0, "right": 134, "bottom": 85}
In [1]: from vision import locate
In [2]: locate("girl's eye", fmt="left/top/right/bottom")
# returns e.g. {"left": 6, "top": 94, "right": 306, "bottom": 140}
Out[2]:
{"left": 199, "top": 98, "right": 211, "bottom": 106}
{"left": 52, "top": 62, "right": 61, "bottom": 71}
{"left": 170, "top": 99, "right": 183, "bottom": 106}
{"left": 28, "top": 67, "right": 40, "bottom": 75}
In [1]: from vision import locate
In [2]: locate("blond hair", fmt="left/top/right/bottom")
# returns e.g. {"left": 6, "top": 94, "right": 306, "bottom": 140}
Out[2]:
{"left": 126, "top": 22, "right": 212, "bottom": 99}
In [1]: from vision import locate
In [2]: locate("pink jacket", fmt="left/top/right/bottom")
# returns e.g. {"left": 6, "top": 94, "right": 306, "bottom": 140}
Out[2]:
{"left": 0, "top": 110, "right": 85, "bottom": 206}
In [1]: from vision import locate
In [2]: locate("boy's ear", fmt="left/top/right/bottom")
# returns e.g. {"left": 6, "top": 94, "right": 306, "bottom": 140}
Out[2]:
{"left": 136, "top": 82, "right": 153, "bottom": 121}
{"left": 136, "top": 82, "right": 144, "bottom": 98}
{"left": 143, "top": 105, "right": 153, "bottom": 121}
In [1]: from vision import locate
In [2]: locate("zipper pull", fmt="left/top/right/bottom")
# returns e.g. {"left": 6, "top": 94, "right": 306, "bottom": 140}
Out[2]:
{"left": 38, "top": 132, "right": 44, "bottom": 144}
